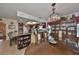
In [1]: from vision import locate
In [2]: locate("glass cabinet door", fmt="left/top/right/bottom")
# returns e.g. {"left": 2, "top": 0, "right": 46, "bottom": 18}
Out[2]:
{"left": 77, "top": 24, "right": 79, "bottom": 37}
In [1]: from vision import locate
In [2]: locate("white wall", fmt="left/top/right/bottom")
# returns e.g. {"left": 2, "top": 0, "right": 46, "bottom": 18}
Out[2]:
{"left": 0, "top": 18, "right": 18, "bottom": 40}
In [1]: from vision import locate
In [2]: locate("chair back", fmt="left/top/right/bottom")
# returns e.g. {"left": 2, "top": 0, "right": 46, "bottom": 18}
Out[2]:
{"left": 8, "top": 32, "right": 13, "bottom": 39}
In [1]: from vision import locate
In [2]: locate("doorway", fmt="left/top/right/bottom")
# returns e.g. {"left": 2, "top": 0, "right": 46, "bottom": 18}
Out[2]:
{"left": 0, "top": 22, "right": 6, "bottom": 40}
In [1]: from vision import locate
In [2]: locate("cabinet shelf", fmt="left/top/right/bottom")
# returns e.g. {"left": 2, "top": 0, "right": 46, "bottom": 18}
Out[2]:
{"left": 17, "top": 34, "right": 31, "bottom": 49}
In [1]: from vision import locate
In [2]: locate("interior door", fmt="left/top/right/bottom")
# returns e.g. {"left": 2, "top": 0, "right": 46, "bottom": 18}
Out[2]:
{"left": 0, "top": 22, "right": 6, "bottom": 40}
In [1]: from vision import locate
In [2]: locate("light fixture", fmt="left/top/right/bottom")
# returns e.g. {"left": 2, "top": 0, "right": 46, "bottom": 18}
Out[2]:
{"left": 52, "top": 3, "right": 56, "bottom": 14}
{"left": 48, "top": 3, "right": 60, "bottom": 21}
{"left": 26, "top": 21, "right": 37, "bottom": 25}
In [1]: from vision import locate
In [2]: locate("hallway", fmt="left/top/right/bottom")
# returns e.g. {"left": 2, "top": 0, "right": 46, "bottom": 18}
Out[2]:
{"left": 25, "top": 41, "right": 75, "bottom": 55}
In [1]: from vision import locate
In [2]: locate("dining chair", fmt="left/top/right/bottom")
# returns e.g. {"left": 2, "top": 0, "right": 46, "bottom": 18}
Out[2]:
{"left": 8, "top": 31, "right": 14, "bottom": 46}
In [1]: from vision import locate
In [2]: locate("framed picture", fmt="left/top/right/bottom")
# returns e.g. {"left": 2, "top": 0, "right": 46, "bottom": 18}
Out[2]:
{"left": 8, "top": 25, "right": 15, "bottom": 29}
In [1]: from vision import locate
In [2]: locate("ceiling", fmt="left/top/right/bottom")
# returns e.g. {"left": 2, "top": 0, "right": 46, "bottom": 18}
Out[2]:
{"left": 0, "top": 3, "right": 79, "bottom": 20}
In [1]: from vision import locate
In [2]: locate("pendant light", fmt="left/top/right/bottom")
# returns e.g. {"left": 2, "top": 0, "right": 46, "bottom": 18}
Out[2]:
{"left": 49, "top": 3, "right": 60, "bottom": 21}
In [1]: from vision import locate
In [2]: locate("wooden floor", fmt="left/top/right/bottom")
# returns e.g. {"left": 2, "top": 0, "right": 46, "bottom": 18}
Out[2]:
{"left": 0, "top": 40, "right": 26, "bottom": 55}
{"left": 24, "top": 41, "right": 76, "bottom": 55}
